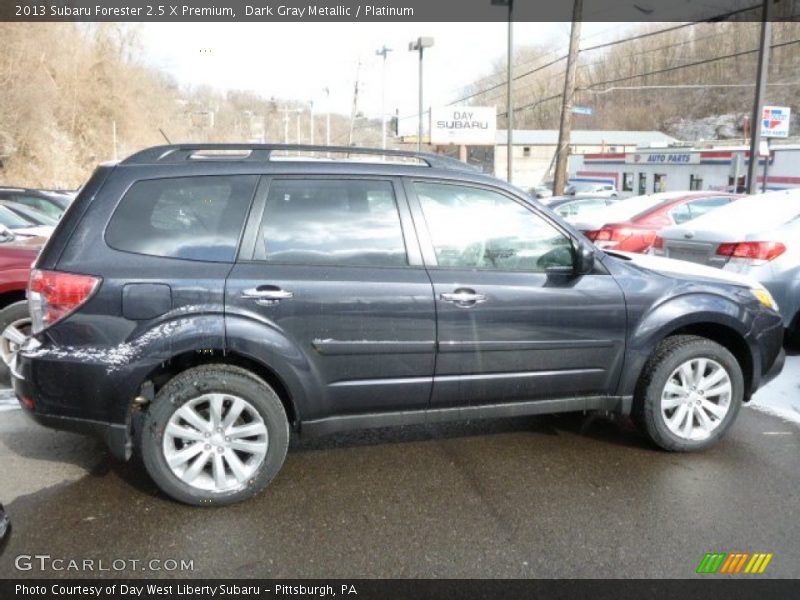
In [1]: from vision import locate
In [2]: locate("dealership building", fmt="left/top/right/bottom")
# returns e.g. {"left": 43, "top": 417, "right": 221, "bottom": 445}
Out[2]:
{"left": 568, "top": 143, "right": 800, "bottom": 196}
{"left": 491, "top": 129, "right": 678, "bottom": 188}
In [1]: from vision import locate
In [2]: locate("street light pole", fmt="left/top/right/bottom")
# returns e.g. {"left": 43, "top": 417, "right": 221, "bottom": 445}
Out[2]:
{"left": 324, "top": 87, "right": 331, "bottom": 146}
{"left": 376, "top": 45, "right": 393, "bottom": 150}
{"left": 747, "top": 0, "right": 773, "bottom": 194}
{"left": 409, "top": 37, "right": 434, "bottom": 152}
{"left": 310, "top": 100, "right": 315, "bottom": 146}
{"left": 491, "top": 0, "right": 515, "bottom": 182}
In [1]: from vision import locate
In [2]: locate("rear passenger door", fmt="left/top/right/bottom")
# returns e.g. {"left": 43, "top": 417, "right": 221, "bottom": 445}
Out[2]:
{"left": 225, "top": 177, "right": 437, "bottom": 419}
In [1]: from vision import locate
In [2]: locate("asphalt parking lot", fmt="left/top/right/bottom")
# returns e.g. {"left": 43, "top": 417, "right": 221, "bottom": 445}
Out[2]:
{"left": 0, "top": 347, "right": 798, "bottom": 579}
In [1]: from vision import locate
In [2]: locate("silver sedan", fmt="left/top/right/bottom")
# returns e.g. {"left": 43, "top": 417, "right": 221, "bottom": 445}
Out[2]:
{"left": 653, "top": 188, "right": 800, "bottom": 338}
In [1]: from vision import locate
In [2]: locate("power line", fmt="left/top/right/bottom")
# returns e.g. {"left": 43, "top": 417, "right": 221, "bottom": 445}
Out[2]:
{"left": 498, "top": 37, "right": 800, "bottom": 118}
{"left": 447, "top": 2, "right": 764, "bottom": 108}
{"left": 579, "top": 38, "right": 800, "bottom": 90}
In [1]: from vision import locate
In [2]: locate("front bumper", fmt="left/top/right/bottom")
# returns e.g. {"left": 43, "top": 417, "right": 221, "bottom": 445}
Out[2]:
{"left": 761, "top": 347, "right": 785, "bottom": 388}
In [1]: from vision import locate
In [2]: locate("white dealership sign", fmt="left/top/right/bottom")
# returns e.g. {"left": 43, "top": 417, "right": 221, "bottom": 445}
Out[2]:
{"left": 430, "top": 106, "right": 496, "bottom": 145}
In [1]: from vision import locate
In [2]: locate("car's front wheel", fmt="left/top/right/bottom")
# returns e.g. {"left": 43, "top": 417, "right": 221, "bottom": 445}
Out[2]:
{"left": 141, "top": 365, "right": 289, "bottom": 506}
{"left": 634, "top": 335, "right": 743, "bottom": 451}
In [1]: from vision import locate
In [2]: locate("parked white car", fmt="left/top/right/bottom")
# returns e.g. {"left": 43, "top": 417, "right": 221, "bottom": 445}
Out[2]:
{"left": 566, "top": 181, "right": 619, "bottom": 198}
{"left": 653, "top": 188, "right": 800, "bottom": 337}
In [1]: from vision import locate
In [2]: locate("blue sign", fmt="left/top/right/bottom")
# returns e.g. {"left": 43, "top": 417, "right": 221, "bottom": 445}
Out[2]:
{"left": 572, "top": 106, "right": 593, "bottom": 115}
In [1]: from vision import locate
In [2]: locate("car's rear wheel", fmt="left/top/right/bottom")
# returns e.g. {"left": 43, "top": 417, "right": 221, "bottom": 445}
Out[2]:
{"left": 0, "top": 300, "right": 31, "bottom": 385}
{"left": 634, "top": 335, "right": 743, "bottom": 451}
{"left": 141, "top": 365, "right": 289, "bottom": 506}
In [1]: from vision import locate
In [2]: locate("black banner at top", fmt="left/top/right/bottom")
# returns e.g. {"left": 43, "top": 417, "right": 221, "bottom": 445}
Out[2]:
{"left": 0, "top": 0, "right": 794, "bottom": 22}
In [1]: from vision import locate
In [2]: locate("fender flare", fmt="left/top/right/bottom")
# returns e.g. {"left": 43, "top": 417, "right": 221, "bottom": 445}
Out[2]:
{"left": 616, "top": 292, "right": 755, "bottom": 398}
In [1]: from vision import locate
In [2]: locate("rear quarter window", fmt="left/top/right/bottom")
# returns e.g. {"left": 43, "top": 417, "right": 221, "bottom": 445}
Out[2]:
{"left": 106, "top": 175, "right": 258, "bottom": 262}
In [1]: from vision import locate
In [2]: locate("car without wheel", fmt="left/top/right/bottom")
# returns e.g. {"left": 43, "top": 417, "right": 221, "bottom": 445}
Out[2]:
{"left": 584, "top": 191, "right": 741, "bottom": 253}
{"left": 11, "top": 144, "right": 785, "bottom": 506}
{"left": 0, "top": 187, "right": 74, "bottom": 221}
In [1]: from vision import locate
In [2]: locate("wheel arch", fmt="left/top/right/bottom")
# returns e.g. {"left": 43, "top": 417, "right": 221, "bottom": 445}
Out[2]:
{"left": 618, "top": 294, "right": 757, "bottom": 402}
{"left": 0, "top": 288, "right": 27, "bottom": 311}
{"left": 135, "top": 348, "right": 301, "bottom": 430}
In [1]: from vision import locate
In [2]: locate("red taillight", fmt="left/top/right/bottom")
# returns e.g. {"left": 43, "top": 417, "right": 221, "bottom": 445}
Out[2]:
{"left": 28, "top": 269, "right": 101, "bottom": 333}
{"left": 716, "top": 241, "right": 786, "bottom": 262}
{"left": 588, "top": 226, "right": 631, "bottom": 243}
{"left": 653, "top": 236, "right": 664, "bottom": 249}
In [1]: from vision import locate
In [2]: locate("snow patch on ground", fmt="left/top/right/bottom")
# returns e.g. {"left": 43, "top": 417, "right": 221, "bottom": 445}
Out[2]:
{"left": 749, "top": 353, "right": 800, "bottom": 425}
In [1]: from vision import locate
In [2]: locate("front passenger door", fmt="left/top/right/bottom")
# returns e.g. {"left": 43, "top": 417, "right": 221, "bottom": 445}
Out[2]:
{"left": 407, "top": 180, "right": 627, "bottom": 408}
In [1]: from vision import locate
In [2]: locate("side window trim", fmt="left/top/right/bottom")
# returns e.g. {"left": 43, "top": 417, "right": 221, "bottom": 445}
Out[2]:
{"left": 403, "top": 177, "right": 579, "bottom": 271}
{"left": 245, "top": 175, "right": 423, "bottom": 268}
{"left": 237, "top": 176, "right": 271, "bottom": 262}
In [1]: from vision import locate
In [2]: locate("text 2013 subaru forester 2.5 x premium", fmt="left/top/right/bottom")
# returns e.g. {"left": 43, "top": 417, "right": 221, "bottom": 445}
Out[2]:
{"left": 11, "top": 145, "right": 785, "bottom": 506}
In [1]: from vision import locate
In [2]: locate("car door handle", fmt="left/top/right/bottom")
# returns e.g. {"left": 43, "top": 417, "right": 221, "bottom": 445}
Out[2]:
{"left": 440, "top": 290, "right": 487, "bottom": 306}
{"left": 241, "top": 287, "right": 293, "bottom": 302}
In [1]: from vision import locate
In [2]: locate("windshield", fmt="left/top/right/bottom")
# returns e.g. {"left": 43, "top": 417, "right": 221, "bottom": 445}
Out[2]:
{"left": 3, "top": 203, "right": 58, "bottom": 226}
{"left": 0, "top": 205, "right": 36, "bottom": 229}
{"left": 679, "top": 190, "right": 800, "bottom": 231}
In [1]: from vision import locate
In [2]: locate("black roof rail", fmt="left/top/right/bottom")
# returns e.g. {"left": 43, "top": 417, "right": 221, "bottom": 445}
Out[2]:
{"left": 120, "top": 144, "right": 479, "bottom": 173}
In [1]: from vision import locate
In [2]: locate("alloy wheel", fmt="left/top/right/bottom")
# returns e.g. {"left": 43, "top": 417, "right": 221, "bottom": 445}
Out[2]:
{"left": 163, "top": 393, "right": 269, "bottom": 492}
{"left": 661, "top": 358, "right": 732, "bottom": 441}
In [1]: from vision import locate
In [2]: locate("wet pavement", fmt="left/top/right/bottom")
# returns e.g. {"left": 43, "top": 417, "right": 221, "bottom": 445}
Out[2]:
{"left": 0, "top": 353, "right": 798, "bottom": 579}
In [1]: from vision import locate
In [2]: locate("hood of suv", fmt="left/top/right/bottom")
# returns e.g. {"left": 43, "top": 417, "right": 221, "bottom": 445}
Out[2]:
{"left": 605, "top": 250, "right": 762, "bottom": 289}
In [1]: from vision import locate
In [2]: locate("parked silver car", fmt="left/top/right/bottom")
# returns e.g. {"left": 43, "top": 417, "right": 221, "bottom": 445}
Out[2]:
{"left": 653, "top": 189, "right": 800, "bottom": 336}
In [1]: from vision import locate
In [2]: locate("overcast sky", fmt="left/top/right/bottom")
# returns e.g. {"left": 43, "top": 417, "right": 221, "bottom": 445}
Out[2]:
{"left": 138, "top": 22, "right": 628, "bottom": 126}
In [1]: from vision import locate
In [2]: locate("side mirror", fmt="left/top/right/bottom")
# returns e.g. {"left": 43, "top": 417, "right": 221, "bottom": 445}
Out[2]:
{"left": 0, "top": 225, "right": 15, "bottom": 242}
{"left": 575, "top": 242, "right": 595, "bottom": 275}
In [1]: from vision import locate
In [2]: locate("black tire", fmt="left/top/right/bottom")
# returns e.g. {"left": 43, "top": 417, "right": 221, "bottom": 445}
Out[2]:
{"left": 0, "top": 300, "right": 31, "bottom": 385}
{"left": 633, "top": 335, "right": 744, "bottom": 452}
{"left": 141, "top": 364, "right": 289, "bottom": 506}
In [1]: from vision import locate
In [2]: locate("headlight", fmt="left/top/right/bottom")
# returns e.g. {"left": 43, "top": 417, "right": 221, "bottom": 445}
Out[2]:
{"left": 751, "top": 287, "right": 779, "bottom": 311}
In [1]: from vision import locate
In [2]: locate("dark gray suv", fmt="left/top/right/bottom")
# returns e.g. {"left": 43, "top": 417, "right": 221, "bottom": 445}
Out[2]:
{"left": 11, "top": 145, "right": 785, "bottom": 505}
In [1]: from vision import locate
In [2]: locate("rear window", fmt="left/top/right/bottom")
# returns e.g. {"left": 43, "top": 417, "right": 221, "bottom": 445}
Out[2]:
{"left": 106, "top": 175, "right": 258, "bottom": 262}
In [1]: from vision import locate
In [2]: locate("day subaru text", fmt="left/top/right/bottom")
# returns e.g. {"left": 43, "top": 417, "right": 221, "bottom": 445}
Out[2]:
{"left": 11, "top": 144, "right": 785, "bottom": 505}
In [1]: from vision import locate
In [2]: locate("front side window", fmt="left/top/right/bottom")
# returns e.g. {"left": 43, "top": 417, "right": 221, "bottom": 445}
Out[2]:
{"left": 260, "top": 179, "right": 407, "bottom": 267}
{"left": 106, "top": 175, "right": 258, "bottom": 262}
{"left": 415, "top": 182, "right": 573, "bottom": 272}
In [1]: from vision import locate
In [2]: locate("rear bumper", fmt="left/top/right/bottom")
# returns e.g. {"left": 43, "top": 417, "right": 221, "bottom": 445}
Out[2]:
{"left": 11, "top": 340, "right": 138, "bottom": 461}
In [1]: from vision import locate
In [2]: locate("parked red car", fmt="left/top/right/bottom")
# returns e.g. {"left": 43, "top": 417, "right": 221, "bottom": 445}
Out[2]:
{"left": 0, "top": 234, "right": 44, "bottom": 382}
{"left": 584, "top": 192, "right": 742, "bottom": 253}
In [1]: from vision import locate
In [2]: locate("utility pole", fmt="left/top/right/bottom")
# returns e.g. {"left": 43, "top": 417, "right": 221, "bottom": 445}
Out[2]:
{"left": 747, "top": 0, "right": 773, "bottom": 195}
{"left": 278, "top": 107, "right": 293, "bottom": 144}
{"left": 376, "top": 45, "right": 393, "bottom": 150}
{"left": 348, "top": 60, "right": 361, "bottom": 147}
{"left": 324, "top": 87, "right": 331, "bottom": 146}
{"left": 111, "top": 120, "right": 118, "bottom": 160}
{"left": 553, "top": 0, "right": 583, "bottom": 196}
{"left": 506, "top": 1, "right": 514, "bottom": 182}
